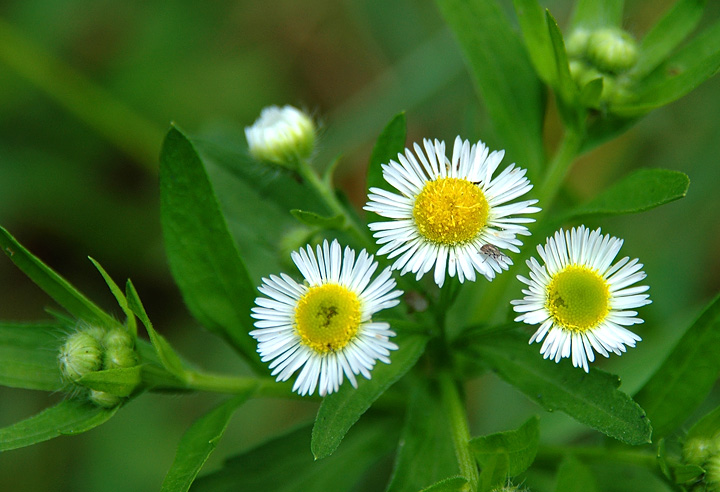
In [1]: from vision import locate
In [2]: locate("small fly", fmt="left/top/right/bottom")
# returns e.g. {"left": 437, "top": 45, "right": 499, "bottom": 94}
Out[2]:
{"left": 479, "top": 243, "right": 508, "bottom": 263}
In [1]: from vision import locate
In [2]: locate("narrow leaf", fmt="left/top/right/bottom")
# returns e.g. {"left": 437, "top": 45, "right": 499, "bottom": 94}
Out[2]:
{"left": 0, "top": 399, "right": 118, "bottom": 451}
{"left": 88, "top": 257, "right": 137, "bottom": 337}
{"left": 0, "top": 322, "right": 64, "bottom": 391}
{"left": 159, "top": 126, "right": 260, "bottom": 366}
{"left": 436, "top": 0, "right": 545, "bottom": 176}
{"left": 290, "top": 209, "right": 345, "bottom": 229}
{"left": 386, "top": 379, "right": 459, "bottom": 492}
{"left": 77, "top": 366, "right": 142, "bottom": 397}
{"left": 470, "top": 416, "right": 540, "bottom": 477}
{"left": 513, "top": 0, "right": 556, "bottom": 84}
{"left": 635, "top": 293, "right": 720, "bottom": 439}
{"left": 555, "top": 456, "right": 597, "bottom": 492}
{"left": 687, "top": 404, "right": 720, "bottom": 441}
{"left": 563, "top": 168, "right": 689, "bottom": 220}
{"left": 570, "top": 0, "right": 624, "bottom": 29}
{"left": 311, "top": 333, "right": 428, "bottom": 459}
{"left": 162, "top": 392, "right": 252, "bottom": 492}
{"left": 614, "top": 20, "right": 720, "bottom": 116}
{"left": 0, "top": 226, "right": 117, "bottom": 328}
{"left": 126, "top": 279, "right": 187, "bottom": 380}
{"left": 475, "top": 331, "right": 651, "bottom": 445}
{"left": 632, "top": 0, "right": 707, "bottom": 79}
{"left": 478, "top": 453, "right": 509, "bottom": 492}
{"left": 191, "top": 418, "right": 400, "bottom": 492}
{"left": 547, "top": 10, "right": 583, "bottom": 128}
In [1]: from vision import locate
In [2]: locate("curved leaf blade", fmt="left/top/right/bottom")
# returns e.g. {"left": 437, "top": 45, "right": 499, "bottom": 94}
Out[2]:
{"left": 0, "top": 322, "right": 64, "bottom": 391}
{"left": 311, "top": 333, "right": 428, "bottom": 459}
{"left": 570, "top": 0, "right": 624, "bottom": 30}
{"left": 469, "top": 416, "right": 539, "bottom": 477}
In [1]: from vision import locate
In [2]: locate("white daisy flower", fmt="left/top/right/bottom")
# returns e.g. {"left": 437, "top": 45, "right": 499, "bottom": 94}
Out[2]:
{"left": 250, "top": 239, "right": 402, "bottom": 396}
{"left": 512, "top": 226, "right": 651, "bottom": 372}
{"left": 364, "top": 136, "right": 540, "bottom": 288}
{"left": 245, "top": 105, "right": 315, "bottom": 166}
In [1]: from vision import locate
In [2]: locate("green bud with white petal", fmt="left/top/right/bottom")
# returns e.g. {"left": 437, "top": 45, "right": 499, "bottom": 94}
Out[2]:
{"left": 58, "top": 330, "right": 103, "bottom": 382}
{"left": 586, "top": 28, "right": 638, "bottom": 74}
{"left": 245, "top": 105, "right": 316, "bottom": 169}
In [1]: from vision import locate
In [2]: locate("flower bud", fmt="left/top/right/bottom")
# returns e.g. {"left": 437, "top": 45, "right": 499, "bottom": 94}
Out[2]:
{"left": 706, "top": 453, "right": 720, "bottom": 492}
{"left": 103, "top": 344, "right": 138, "bottom": 370}
{"left": 58, "top": 331, "right": 103, "bottom": 382}
{"left": 566, "top": 28, "right": 591, "bottom": 59}
{"left": 245, "top": 105, "right": 316, "bottom": 167}
{"left": 89, "top": 389, "right": 123, "bottom": 408}
{"left": 586, "top": 28, "right": 638, "bottom": 74}
{"left": 683, "top": 436, "right": 715, "bottom": 467}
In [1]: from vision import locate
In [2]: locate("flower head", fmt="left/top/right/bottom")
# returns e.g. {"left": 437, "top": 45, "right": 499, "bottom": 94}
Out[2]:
{"left": 250, "top": 240, "right": 402, "bottom": 396}
{"left": 512, "top": 226, "right": 651, "bottom": 372}
{"left": 364, "top": 137, "right": 540, "bottom": 287}
{"left": 245, "top": 105, "right": 315, "bottom": 167}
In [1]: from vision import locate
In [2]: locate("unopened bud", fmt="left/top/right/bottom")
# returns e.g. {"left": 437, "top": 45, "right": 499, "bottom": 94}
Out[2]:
{"left": 586, "top": 28, "right": 638, "bottom": 74}
{"left": 89, "top": 389, "right": 123, "bottom": 408}
{"left": 245, "top": 105, "right": 316, "bottom": 168}
{"left": 683, "top": 436, "right": 715, "bottom": 467}
{"left": 566, "top": 28, "right": 591, "bottom": 59}
{"left": 58, "top": 331, "right": 103, "bottom": 382}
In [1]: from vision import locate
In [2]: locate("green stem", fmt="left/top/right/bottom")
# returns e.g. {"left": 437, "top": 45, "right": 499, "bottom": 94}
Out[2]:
{"left": 0, "top": 18, "right": 164, "bottom": 171}
{"left": 439, "top": 372, "right": 479, "bottom": 491}
{"left": 295, "top": 158, "right": 374, "bottom": 251}
{"left": 537, "top": 128, "right": 584, "bottom": 210}
{"left": 183, "top": 370, "right": 318, "bottom": 401}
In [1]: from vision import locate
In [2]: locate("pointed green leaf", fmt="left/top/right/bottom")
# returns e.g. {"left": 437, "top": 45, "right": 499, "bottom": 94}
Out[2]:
{"left": 191, "top": 418, "right": 400, "bottom": 492}
{"left": 470, "top": 416, "right": 539, "bottom": 477}
{"left": 513, "top": 0, "right": 556, "bottom": 85}
{"left": 386, "top": 379, "right": 459, "bottom": 492}
{"left": 419, "top": 477, "right": 468, "bottom": 492}
{"left": 547, "top": 10, "right": 583, "bottom": 128}
{"left": 162, "top": 392, "right": 252, "bottom": 492}
{"left": 478, "top": 453, "right": 509, "bottom": 492}
{"left": 474, "top": 331, "right": 651, "bottom": 445}
{"left": 159, "top": 126, "right": 260, "bottom": 367}
{"left": 0, "top": 226, "right": 117, "bottom": 328}
{"left": 311, "top": 333, "right": 428, "bottom": 459}
{"left": 570, "top": 0, "right": 624, "bottom": 29}
{"left": 614, "top": 20, "right": 720, "bottom": 116}
{"left": 88, "top": 257, "right": 137, "bottom": 337}
{"left": 0, "top": 322, "right": 64, "bottom": 391}
{"left": 126, "top": 279, "right": 187, "bottom": 380}
{"left": 0, "top": 399, "right": 119, "bottom": 451}
{"left": 635, "top": 293, "right": 720, "bottom": 440}
{"left": 632, "top": 0, "right": 707, "bottom": 79}
{"left": 77, "top": 366, "right": 142, "bottom": 397}
{"left": 580, "top": 77, "right": 604, "bottom": 108}
{"left": 687, "top": 404, "right": 720, "bottom": 441}
{"left": 436, "top": 0, "right": 545, "bottom": 176}
{"left": 290, "top": 209, "right": 345, "bottom": 229}
{"left": 563, "top": 168, "right": 689, "bottom": 220}
{"left": 555, "top": 456, "right": 597, "bottom": 492}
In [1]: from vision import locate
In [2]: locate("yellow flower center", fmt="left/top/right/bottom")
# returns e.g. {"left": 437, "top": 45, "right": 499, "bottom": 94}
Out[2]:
{"left": 294, "top": 284, "right": 361, "bottom": 354}
{"left": 546, "top": 265, "right": 610, "bottom": 332}
{"left": 412, "top": 177, "right": 489, "bottom": 245}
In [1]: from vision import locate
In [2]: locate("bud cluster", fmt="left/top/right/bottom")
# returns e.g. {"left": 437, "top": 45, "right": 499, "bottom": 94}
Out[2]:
{"left": 58, "top": 324, "right": 139, "bottom": 408}
{"left": 566, "top": 26, "right": 638, "bottom": 107}
{"left": 683, "top": 434, "right": 720, "bottom": 491}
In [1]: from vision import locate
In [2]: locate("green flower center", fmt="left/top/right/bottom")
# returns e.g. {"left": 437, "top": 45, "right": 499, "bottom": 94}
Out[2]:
{"left": 294, "top": 284, "right": 361, "bottom": 354}
{"left": 545, "top": 265, "right": 610, "bottom": 332}
{"left": 412, "top": 177, "right": 488, "bottom": 245}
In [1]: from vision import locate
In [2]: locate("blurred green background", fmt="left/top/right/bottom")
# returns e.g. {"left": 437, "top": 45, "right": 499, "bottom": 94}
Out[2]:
{"left": 0, "top": 0, "right": 719, "bottom": 490}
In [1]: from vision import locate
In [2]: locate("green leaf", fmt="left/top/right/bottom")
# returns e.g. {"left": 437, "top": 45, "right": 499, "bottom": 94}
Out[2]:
{"left": 478, "top": 453, "right": 509, "bottom": 492}
{"left": 77, "top": 366, "right": 142, "bottom": 397}
{"left": 290, "top": 209, "right": 345, "bottom": 229}
{"left": 555, "top": 456, "right": 597, "bottom": 492}
{"left": 474, "top": 330, "right": 651, "bottom": 445}
{"left": 0, "top": 226, "right": 117, "bottom": 328}
{"left": 386, "top": 379, "right": 460, "bottom": 492}
{"left": 419, "top": 477, "right": 468, "bottom": 492}
{"left": 580, "top": 77, "right": 604, "bottom": 108}
{"left": 632, "top": 0, "right": 707, "bottom": 79}
{"left": 366, "top": 113, "right": 407, "bottom": 225}
{"left": 470, "top": 416, "right": 539, "bottom": 477}
{"left": 88, "top": 257, "right": 137, "bottom": 337}
{"left": 546, "top": 10, "right": 583, "bottom": 128}
{"left": 191, "top": 418, "right": 400, "bottom": 492}
{"left": 435, "top": 0, "right": 545, "bottom": 177}
{"left": 687, "top": 404, "right": 720, "bottom": 441}
{"left": 311, "top": 333, "right": 429, "bottom": 459}
{"left": 0, "top": 398, "right": 119, "bottom": 451}
{"left": 635, "top": 293, "right": 720, "bottom": 440}
{"left": 0, "top": 322, "right": 64, "bottom": 391}
{"left": 162, "top": 392, "right": 252, "bottom": 492}
{"left": 614, "top": 19, "right": 720, "bottom": 116}
{"left": 126, "top": 279, "right": 187, "bottom": 380}
{"left": 562, "top": 168, "right": 689, "bottom": 220}
{"left": 570, "top": 0, "right": 624, "bottom": 29}
{"left": 159, "top": 126, "right": 260, "bottom": 367}
{"left": 513, "top": 0, "right": 556, "bottom": 85}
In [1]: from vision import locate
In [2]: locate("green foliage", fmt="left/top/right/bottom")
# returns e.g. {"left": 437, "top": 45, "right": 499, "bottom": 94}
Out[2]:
{"left": 554, "top": 456, "right": 597, "bottom": 492}
{"left": 0, "top": 322, "right": 64, "bottom": 391}
{"left": 569, "top": 0, "right": 624, "bottom": 29}
{"left": 635, "top": 294, "right": 720, "bottom": 440}
{"left": 470, "top": 416, "right": 540, "bottom": 477}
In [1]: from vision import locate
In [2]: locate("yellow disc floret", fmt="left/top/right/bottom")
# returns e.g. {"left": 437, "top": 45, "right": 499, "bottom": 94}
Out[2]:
{"left": 294, "top": 283, "right": 362, "bottom": 354}
{"left": 546, "top": 265, "right": 610, "bottom": 332}
{"left": 413, "top": 177, "right": 489, "bottom": 244}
